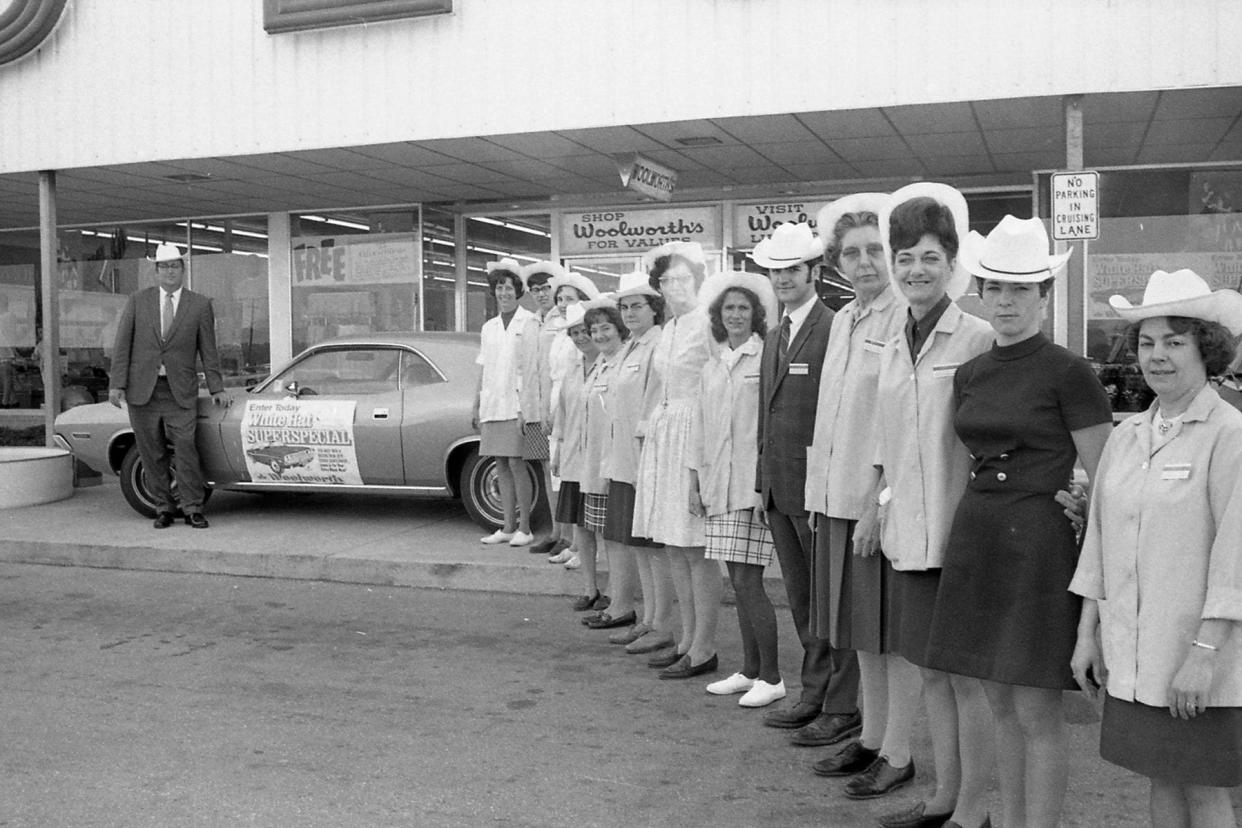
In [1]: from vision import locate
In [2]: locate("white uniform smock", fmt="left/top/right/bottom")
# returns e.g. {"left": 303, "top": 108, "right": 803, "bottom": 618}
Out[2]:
{"left": 600, "top": 325, "right": 660, "bottom": 486}
{"left": 690, "top": 333, "right": 764, "bottom": 517}
{"left": 476, "top": 306, "right": 536, "bottom": 424}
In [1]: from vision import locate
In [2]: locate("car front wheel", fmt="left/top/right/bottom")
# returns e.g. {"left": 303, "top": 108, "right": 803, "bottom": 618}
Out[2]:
{"left": 118, "top": 444, "right": 212, "bottom": 518}
{"left": 458, "top": 448, "right": 543, "bottom": 531}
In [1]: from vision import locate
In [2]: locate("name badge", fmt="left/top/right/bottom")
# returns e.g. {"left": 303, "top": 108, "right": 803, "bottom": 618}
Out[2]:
{"left": 789, "top": 363, "right": 809, "bottom": 376}
{"left": 592, "top": 383, "right": 609, "bottom": 393}
{"left": 1161, "top": 463, "right": 1191, "bottom": 480}
{"left": 932, "top": 363, "right": 960, "bottom": 379}
{"left": 743, "top": 372, "right": 760, "bottom": 382}
{"left": 626, "top": 363, "right": 641, "bottom": 372}
{"left": 863, "top": 338, "right": 886, "bottom": 354}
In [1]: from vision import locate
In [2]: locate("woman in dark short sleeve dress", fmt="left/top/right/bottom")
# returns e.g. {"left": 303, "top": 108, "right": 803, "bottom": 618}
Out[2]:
{"left": 924, "top": 216, "right": 1113, "bottom": 828}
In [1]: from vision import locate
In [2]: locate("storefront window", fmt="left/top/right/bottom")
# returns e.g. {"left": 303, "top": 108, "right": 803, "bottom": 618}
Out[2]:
{"left": 291, "top": 209, "right": 421, "bottom": 353}
{"left": 1039, "top": 167, "right": 1242, "bottom": 413}
{"left": 422, "top": 206, "right": 457, "bottom": 331}
{"left": 463, "top": 213, "right": 551, "bottom": 331}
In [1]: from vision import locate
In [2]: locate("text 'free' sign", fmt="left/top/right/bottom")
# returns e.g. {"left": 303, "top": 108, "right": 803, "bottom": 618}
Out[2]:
{"left": 1051, "top": 171, "right": 1100, "bottom": 240}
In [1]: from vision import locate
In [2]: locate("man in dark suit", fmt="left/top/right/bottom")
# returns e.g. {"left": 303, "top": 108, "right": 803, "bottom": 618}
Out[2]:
{"left": 752, "top": 223, "right": 861, "bottom": 744}
{"left": 109, "top": 243, "right": 228, "bottom": 528}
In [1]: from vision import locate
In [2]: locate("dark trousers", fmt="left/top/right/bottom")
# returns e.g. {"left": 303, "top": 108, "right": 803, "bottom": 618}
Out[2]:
{"left": 127, "top": 378, "right": 206, "bottom": 514}
{"left": 767, "top": 507, "right": 860, "bottom": 713}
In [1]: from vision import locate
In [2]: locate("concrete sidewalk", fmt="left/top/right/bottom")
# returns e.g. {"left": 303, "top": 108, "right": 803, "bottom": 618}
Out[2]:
{"left": 0, "top": 479, "right": 788, "bottom": 601}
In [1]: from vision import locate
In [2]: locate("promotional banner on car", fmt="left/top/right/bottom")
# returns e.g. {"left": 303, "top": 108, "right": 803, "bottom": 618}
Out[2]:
{"left": 241, "top": 400, "right": 363, "bottom": 485}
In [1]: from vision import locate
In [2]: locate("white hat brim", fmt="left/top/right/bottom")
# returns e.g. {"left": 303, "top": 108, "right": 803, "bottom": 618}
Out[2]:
{"left": 748, "top": 236, "right": 825, "bottom": 270}
{"left": 1109, "top": 290, "right": 1242, "bottom": 336}
{"left": 958, "top": 232, "right": 1073, "bottom": 283}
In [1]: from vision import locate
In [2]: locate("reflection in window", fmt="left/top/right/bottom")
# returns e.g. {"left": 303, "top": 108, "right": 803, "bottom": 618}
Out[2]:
{"left": 271, "top": 347, "right": 402, "bottom": 397}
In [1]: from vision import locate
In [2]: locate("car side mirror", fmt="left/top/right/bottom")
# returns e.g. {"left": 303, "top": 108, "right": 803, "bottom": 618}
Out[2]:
{"left": 284, "top": 380, "right": 299, "bottom": 397}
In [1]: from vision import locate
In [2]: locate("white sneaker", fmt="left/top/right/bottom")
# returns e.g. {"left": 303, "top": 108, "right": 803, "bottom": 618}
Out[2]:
{"left": 481, "top": 530, "right": 515, "bottom": 544}
{"left": 738, "top": 679, "right": 786, "bottom": 708}
{"left": 563, "top": 554, "right": 581, "bottom": 570}
{"left": 508, "top": 531, "right": 535, "bottom": 547}
{"left": 706, "top": 672, "right": 755, "bottom": 696}
{"left": 547, "top": 548, "right": 576, "bottom": 564}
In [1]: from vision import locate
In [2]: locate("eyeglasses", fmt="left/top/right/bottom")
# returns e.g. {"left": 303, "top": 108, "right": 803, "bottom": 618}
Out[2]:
{"left": 529, "top": 284, "right": 553, "bottom": 294}
{"left": 155, "top": 262, "right": 184, "bottom": 272}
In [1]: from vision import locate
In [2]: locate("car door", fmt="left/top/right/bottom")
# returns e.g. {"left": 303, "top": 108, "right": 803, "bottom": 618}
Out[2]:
{"left": 217, "top": 346, "right": 406, "bottom": 485}
{"left": 397, "top": 346, "right": 463, "bottom": 489}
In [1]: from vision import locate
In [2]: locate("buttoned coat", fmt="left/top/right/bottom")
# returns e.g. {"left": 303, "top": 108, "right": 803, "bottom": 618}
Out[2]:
{"left": 110, "top": 286, "right": 223, "bottom": 408}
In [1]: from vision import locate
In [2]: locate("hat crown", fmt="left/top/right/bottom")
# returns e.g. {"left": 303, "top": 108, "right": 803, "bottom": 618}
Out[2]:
{"left": 978, "top": 216, "right": 1055, "bottom": 275}
{"left": 767, "top": 222, "right": 815, "bottom": 258}
{"left": 1141, "top": 269, "right": 1213, "bottom": 305}
{"left": 152, "top": 242, "right": 184, "bottom": 263}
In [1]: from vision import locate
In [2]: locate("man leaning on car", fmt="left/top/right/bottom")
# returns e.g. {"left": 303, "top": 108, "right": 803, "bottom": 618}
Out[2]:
{"left": 108, "top": 243, "right": 229, "bottom": 529}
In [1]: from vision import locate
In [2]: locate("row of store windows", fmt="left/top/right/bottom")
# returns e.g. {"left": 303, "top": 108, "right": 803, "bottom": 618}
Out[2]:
{"left": 1, "top": 165, "right": 1239, "bottom": 412}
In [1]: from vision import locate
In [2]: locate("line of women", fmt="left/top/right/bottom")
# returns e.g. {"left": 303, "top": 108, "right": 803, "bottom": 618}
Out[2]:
{"left": 478, "top": 179, "right": 1242, "bottom": 827}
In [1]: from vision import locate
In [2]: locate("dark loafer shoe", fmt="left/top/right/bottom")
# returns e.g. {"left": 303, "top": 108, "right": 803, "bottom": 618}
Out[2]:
{"left": 646, "top": 650, "right": 683, "bottom": 669}
{"left": 185, "top": 513, "right": 210, "bottom": 529}
{"left": 763, "top": 700, "right": 821, "bottom": 729}
{"left": 529, "top": 538, "right": 556, "bottom": 554}
{"left": 812, "top": 740, "right": 879, "bottom": 777}
{"left": 153, "top": 513, "right": 175, "bottom": 529}
{"left": 845, "top": 757, "right": 915, "bottom": 799}
{"left": 584, "top": 610, "right": 636, "bottom": 630}
{"left": 658, "top": 653, "right": 718, "bottom": 680}
{"left": 876, "top": 801, "right": 955, "bottom": 828}
{"left": 791, "top": 709, "right": 863, "bottom": 746}
{"left": 571, "top": 591, "right": 604, "bottom": 612}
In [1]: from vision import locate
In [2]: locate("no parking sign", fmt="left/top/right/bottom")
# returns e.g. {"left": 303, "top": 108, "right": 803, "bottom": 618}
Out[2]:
{"left": 1051, "top": 171, "right": 1100, "bottom": 240}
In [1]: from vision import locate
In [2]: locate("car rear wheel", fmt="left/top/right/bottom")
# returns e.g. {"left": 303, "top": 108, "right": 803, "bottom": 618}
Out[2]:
{"left": 459, "top": 448, "right": 543, "bottom": 531}
{"left": 118, "top": 444, "right": 212, "bottom": 518}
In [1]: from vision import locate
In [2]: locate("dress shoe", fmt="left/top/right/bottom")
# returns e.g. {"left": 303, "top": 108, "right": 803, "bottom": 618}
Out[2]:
{"left": 738, "top": 679, "right": 786, "bottom": 708}
{"left": 547, "top": 548, "right": 576, "bottom": 564}
{"left": 943, "top": 818, "right": 990, "bottom": 828}
{"left": 658, "top": 653, "right": 718, "bottom": 680}
{"left": 480, "top": 529, "right": 514, "bottom": 544}
{"left": 763, "top": 701, "right": 821, "bottom": 729}
{"left": 571, "top": 591, "right": 604, "bottom": 611}
{"left": 877, "top": 801, "right": 955, "bottom": 828}
{"left": 580, "top": 610, "right": 604, "bottom": 626}
{"left": 625, "top": 631, "right": 675, "bottom": 654}
{"left": 607, "top": 621, "right": 646, "bottom": 645}
{"left": 584, "top": 610, "right": 636, "bottom": 630}
{"left": 845, "top": 757, "right": 915, "bottom": 799}
{"left": 563, "top": 554, "right": 581, "bottom": 569}
{"left": 508, "top": 531, "right": 535, "bottom": 547}
{"left": 790, "top": 709, "right": 862, "bottom": 746}
{"left": 529, "top": 538, "right": 557, "bottom": 555}
{"left": 184, "top": 513, "right": 209, "bottom": 529}
{"left": 812, "top": 740, "right": 879, "bottom": 778}
{"left": 705, "top": 672, "right": 755, "bottom": 695}
{"left": 153, "top": 513, "right": 175, "bottom": 529}
{"left": 646, "top": 650, "right": 683, "bottom": 669}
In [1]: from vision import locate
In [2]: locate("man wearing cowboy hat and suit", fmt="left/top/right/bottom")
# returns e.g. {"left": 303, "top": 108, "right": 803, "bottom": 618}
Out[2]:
{"left": 109, "top": 242, "right": 227, "bottom": 529}
{"left": 751, "top": 222, "right": 862, "bottom": 743}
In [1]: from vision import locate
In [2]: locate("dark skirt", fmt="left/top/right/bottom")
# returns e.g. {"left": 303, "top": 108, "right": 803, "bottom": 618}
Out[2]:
{"left": 886, "top": 567, "right": 940, "bottom": 668}
{"left": 522, "top": 422, "right": 549, "bottom": 461}
{"left": 924, "top": 487, "right": 1082, "bottom": 689}
{"left": 602, "top": 480, "right": 662, "bottom": 548}
{"left": 810, "top": 515, "right": 889, "bottom": 654}
{"left": 1101, "top": 694, "right": 1242, "bottom": 787}
{"left": 555, "top": 481, "right": 583, "bottom": 526}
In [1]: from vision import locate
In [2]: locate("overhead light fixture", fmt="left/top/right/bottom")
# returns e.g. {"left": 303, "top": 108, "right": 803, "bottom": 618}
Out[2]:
{"left": 675, "top": 136, "right": 722, "bottom": 147}
{"left": 165, "top": 173, "right": 211, "bottom": 183}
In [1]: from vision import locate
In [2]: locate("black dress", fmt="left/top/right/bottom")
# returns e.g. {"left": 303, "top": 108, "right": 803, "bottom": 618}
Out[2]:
{"left": 924, "top": 333, "right": 1112, "bottom": 689}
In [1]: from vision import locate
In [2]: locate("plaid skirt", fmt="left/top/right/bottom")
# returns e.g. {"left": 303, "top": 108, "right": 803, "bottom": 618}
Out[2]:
{"left": 704, "top": 508, "right": 774, "bottom": 566}
{"left": 522, "top": 422, "right": 549, "bottom": 461}
{"left": 583, "top": 493, "right": 608, "bottom": 533}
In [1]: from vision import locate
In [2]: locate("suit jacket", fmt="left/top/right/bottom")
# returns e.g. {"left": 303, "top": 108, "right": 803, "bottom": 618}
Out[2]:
{"left": 110, "top": 286, "right": 223, "bottom": 408}
{"left": 757, "top": 298, "right": 835, "bottom": 514}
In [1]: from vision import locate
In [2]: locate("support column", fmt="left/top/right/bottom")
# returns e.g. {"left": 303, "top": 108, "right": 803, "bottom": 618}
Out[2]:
{"left": 38, "top": 170, "right": 59, "bottom": 443}
{"left": 453, "top": 209, "right": 467, "bottom": 332}
{"left": 1061, "top": 95, "right": 1086, "bottom": 355}
{"left": 267, "top": 212, "right": 293, "bottom": 369}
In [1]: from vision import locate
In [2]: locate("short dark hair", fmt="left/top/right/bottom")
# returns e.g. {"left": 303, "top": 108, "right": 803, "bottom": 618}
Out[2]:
{"left": 975, "top": 276, "right": 1056, "bottom": 298}
{"left": 526, "top": 271, "right": 553, "bottom": 288}
{"left": 708, "top": 287, "right": 767, "bottom": 343}
{"left": 647, "top": 254, "right": 707, "bottom": 294}
{"left": 555, "top": 284, "right": 587, "bottom": 303}
{"left": 888, "top": 197, "right": 958, "bottom": 261}
{"left": 583, "top": 306, "right": 629, "bottom": 341}
{"left": 618, "top": 293, "right": 666, "bottom": 326}
{"left": 488, "top": 269, "right": 524, "bottom": 299}
{"left": 1126, "top": 316, "right": 1238, "bottom": 377}
{"left": 824, "top": 211, "right": 880, "bottom": 269}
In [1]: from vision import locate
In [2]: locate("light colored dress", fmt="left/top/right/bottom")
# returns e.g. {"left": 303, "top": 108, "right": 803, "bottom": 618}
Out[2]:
{"left": 632, "top": 308, "right": 715, "bottom": 546}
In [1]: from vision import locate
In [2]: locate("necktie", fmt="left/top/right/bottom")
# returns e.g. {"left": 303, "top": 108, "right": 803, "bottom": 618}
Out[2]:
{"left": 779, "top": 315, "right": 791, "bottom": 362}
{"left": 162, "top": 292, "right": 174, "bottom": 340}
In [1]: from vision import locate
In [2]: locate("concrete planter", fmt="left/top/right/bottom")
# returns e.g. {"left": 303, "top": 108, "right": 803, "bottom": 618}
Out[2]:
{"left": 0, "top": 448, "right": 74, "bottom": 509}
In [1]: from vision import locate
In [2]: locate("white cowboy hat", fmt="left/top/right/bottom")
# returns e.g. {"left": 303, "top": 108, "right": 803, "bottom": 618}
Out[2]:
{"left": 549, "top": 270, "right": 600, "bottom": 301}
{"left": 613, "top": 270, "right": 660, "bottom": 300}
{"left": 1110, "top": 269, "right": 1242, "bottom": 336}
{"left": 581, "top": 295, "right": 618, "bottom": 312}
{"left": 486, "top": 257, "right": 525, "bottom": 285}
{"left": 642, "top": 241, "right": 708, "bottom": 274}
{"left": 521, "top": 260, "right": 568, "bottom": 284}
{"left": 960, "top": 215, "right": 1072, "bottom": 283}
{"left": 749, "top": 222, "right": 825, "bottom": 270}
{"left": 816, "top": 193, "right": 890, "bottom": 254}
{"left": 697, "top": 270, "right": 780, "bottom": 334}
{"left": 563, "top": 302, "right": 588, "bottom": 331}
{"left": 880, "top": 182, "right": 972, "bottom": 299}
{"left": 147, "top": 242, "right": 186, "bottom": 263}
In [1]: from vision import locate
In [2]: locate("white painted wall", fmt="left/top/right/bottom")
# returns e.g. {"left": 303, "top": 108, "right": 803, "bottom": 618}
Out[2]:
{"left": 1, "top": 0, "right": 1240, "bottom": 174}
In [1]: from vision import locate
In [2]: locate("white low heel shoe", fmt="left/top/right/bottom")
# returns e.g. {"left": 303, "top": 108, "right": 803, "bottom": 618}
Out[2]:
{"left": 739, "top": 679, "right": 786, "bottom": 708}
